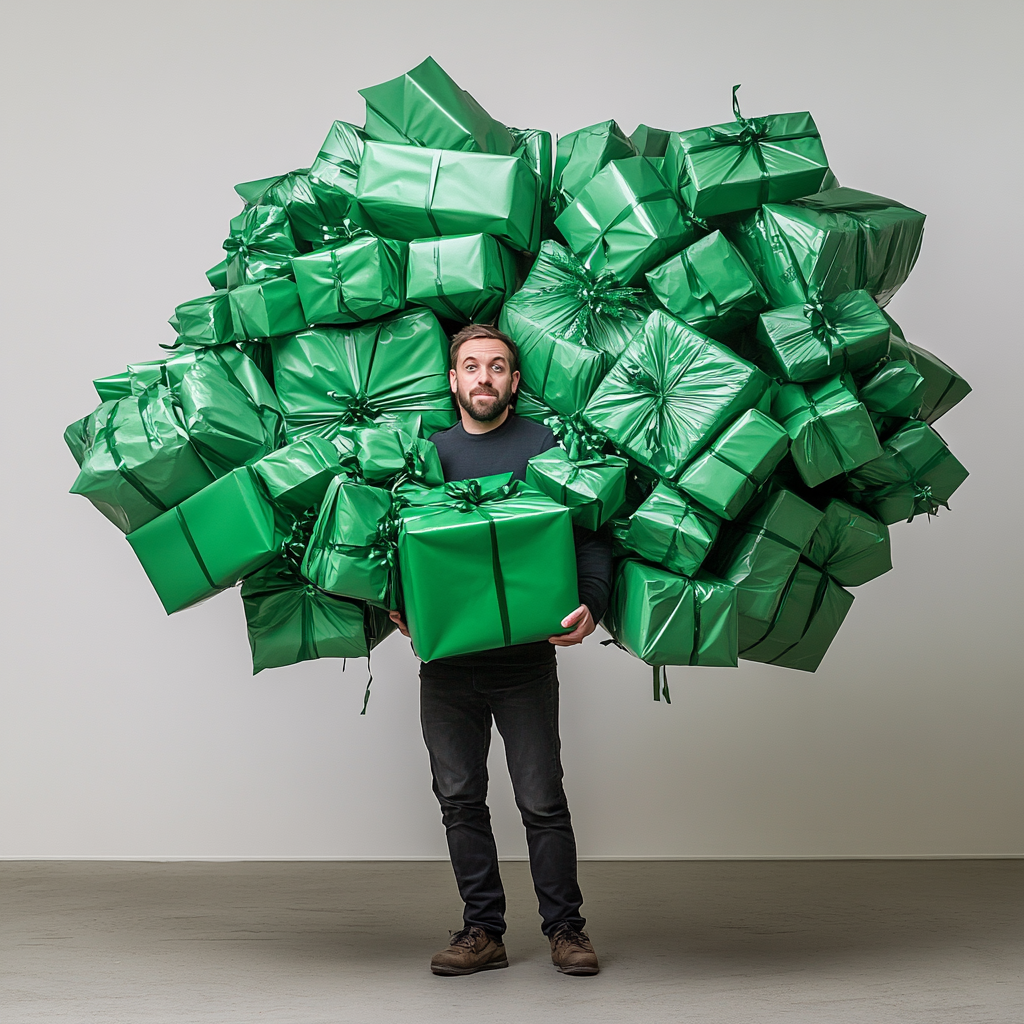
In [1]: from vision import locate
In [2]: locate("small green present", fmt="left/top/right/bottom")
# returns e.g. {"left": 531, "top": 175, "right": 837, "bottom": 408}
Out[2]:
{"left": 206, "top": 258, "right": 229, "bottom": 290}
{"left": 406, "top": 233, "right": 517, "bottom": 324}
{"left": 646, "top": 231, "right": 768, "bottom": 340}
{"left": 772, "top": 377, "right": 883, "bottom": 488}
{"left": 291, "top": 235, "right": 407, "bottom": 326}
{"left": 509, "top": 126, "right": 553, "bottom": 200}
{"left": 525, "top": 447, "right": 627, "bottom": 530}
{"left": 93, "top": 360, "right": 165, "bottom": 403}
{"left": 338, "top": 423, "right": 445, "bottom": 488}
{"left": 630, "top": 124, "right": 672, "bottom": 175}
{"left": 677, "top": 409, "right": 789, "bottom": 520}
{"left": 223, "top": 204, "right": 301, "bottom": 288}
{"left": 228, "top": 277, "right": 307, "bottom": 341}
{"left": 756, "top": 290, "right": 891, "bottom": 382}
{"left": 249, "top": 436, "right": 342, "bottom": 514}
{"left": 845, "top": 420, "right": 968, "bottom": 524}
{"left": 235, "top": 169, "right": 328, "bottom": 249}
{"left": 309, "top": 121, "right": 367, "bottom": 224}
{"left": 884, "top": 315, "right": 972, "bottom": 423}
{"left": 857, "top": 359, "right": 927, "bottom": 419}
{"left": 555, "top": 156, "right": 700, "bottom": 286}
{"left": 804, "top": 499, "right": 891, "bottom": 587}
{"left": 171, "top": 291, "right": 236, "bottom": 347}
{"left": 552, "top": 120, "right": 637, "bottom": 215}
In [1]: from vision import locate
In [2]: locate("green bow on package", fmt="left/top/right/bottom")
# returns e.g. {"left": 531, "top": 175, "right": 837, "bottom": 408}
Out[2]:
{"left": 223, "top": 204, "right": 302, "bottom": 289}
{"left": 525, "top": 447, "right": 628, "bottom": 531}
{"left": 235, "top": 169, "right": 328, "bottom": 250}
{"left": 228, "top": 277, "right": 307, "bottom": 341}
{"left": 308, "top": 121, "right": 368, "bottom": 224}
{"left": 170, "top": 291, "right": 236, "bottom": 347}
{"left": 335, "top": 423, "right": 445, "bottom": 489}
{"left": 551, "top": 120, "right": 637, "bottom": 216}
{"left": 803, "top": 499, "right": 891, "bottom": 587}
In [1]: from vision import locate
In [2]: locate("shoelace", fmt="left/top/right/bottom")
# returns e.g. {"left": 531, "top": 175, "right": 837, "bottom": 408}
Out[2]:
{"left": 551, "top": 924, "right": 590, "bottom": 948}
{"left": 449, "top": 925, "right": 483, "bottom": 948}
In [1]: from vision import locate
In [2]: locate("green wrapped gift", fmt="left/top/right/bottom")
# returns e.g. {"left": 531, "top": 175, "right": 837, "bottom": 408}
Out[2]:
{"left": 884, "top": 315, "right": 972, "bottom": 423}
{"left": 206, "top": 258, "right": 229, "bottom": 291}
{"left": 65, "top": 401, "right": 112, "bottom": 467}
{"left": 241, "top": 561, "right": 395, "bottom": 673}
{"left": 338, "top": 423, "right": 445, "bottom": 488}
{"left": 619, "top": 481, "right": 720, "bottom": 576}
{"left": 354, "top": 142, "right": 542, "bottom": 253}
{"left": 555, "top": 157, "right": 700, "bottom": 286}
{"left": 68, "top": 386, "right": 215, "bottom": 533}
{"left": 235, "top": 170, "right": 327, "bottom": 249}
{"left": 725, "top": 187, "right": 926, "bottom": 308}
{"left": 127, "top": 465, "right": 287, "bottom": 614}
{"left": 739, "top": 561, "right": 853, "bottom": 672}
{"left": 271, "top": 309, "right": 455, "bottom": 442}
{"left": 249, "top": 436, "right": 342, "bottom": 514}
{"left": 309, "top": 121, "right": 367, "bottom": 224}
{"left": 510, "top": 127, "right": 553, "bottom": 200}
{"left": 92, "top": 373, "right": 133, "bottom": 403}
{"left": 91, "top": 359, "right": 168, "bottom": 403}
{"left": 662, "top": 87, "right": 828, "bottom": 219}
{"left": 360, "top": 56, "right": 514, "bottom": 154}
{"left": 397, "top": 476, "right": 578, "bottom": 662}
{"left": 583, "top": 310, "right": 770, "bottom": 480}
{"left": 677, "top": 409, "right": 789, "bottom": 520}
{"left": 603, "top": 559, "right": 738, "bottom": 669}
{"left": 291, "top": 235, "right": 407, "bottom": 326}
{"left": 406, "top": 233, "right": 517, "bottom": 324}
{"left": 228, "top": 277, "right": 307, "bottom": 341}
{"left": 171, "top": 291, "right": 236, "bottom": 347}
{"left": 857, "top": 359, "right": 927, "bottom": 419}
{"left": 552, "top": 120, "right": 637, "bottom": 215}
{"left": 804, "top": 499, "right": 891, "bottom": 587}
{"left": 646, "top": 230, "right": 767, "bottom": 340}
{"left": 223, "top": 204, "right": 301, "bottom": 288}
{"left": 525, "top": 447, "right": 627, "bottom": 530}
{"left": 630, "top": 124, "right": 672, "bottom": 174}
{"left": 756, "top": 290, "right": 891, "bottom": 382}
{"left": 845, "top": 420, "right": 969, "bottom": 524}
{"left": 772, "top": 377, "right": 883, "bottom": 488}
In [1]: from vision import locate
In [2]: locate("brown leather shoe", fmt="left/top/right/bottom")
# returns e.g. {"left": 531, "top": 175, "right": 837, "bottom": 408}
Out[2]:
{"left": 549, "top": 922, "right": 599, "bottom": 975}
{"left": 430, "top": 925, "right": 509, "bottom": 976}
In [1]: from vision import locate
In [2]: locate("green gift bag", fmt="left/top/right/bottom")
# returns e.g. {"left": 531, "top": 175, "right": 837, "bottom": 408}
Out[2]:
{"left": 677, "top": 409, "right": 789, "bottom": 520}
{"left": 228, "top": 277, "right": 307, "bottom": 341}
{"left": 525, "top": 447, "right": 627, "bottom": 530}
{"left": 223, "top": 204, "right": 301, "bottom": 289}
{"left": 740, "top": 561, "right": 853, "bottom": 672}
{"left": 603, "top": 559, "right": 738, "bottom": 670}
{"left": 271, "top": 309, "right": 455, "bottom": 442}
{"left": 171, "top": 291, "right": 236, "bottom": 347}
{"left": 756, "top": 290, "right": 891, "bottom": 382}
{"left": 235, "top": 170, "right": 327, "bottom": 249}
{"left": 857, "top": 359, "right": 927, "bottom": 419}
{"left": 397, "top": 476, "right": 579, "bottom": 662}
{"left": 555, "top": 157, "right": 700, "bottom": 286}
{"left": 804, "top": 499, "right": 891, "bottom": 587}
{"left": 845, "top": 420, "right": 969, "bottom": 524}
{"left": 406, "top": 233, "right": 517, "bottom": 324}
{"left": 69, "top": 386, "right": 215, "bottom": 533}
{"left": 662, "top": 87, "right": 828, "bottom": 219}
{"left": 360, "top": 56, "right": 514, "bottom": 154}
{"left": 772, "top": 377, "right": 883, "bottom": 488}
{"left": 354, "top": 142, "right": 542, "bottom": 253}
{"left": 127, "top": 466, "right": 287, "bottom": 614}
{"left": 619, "top": 482, "right": 720, "bottom": 576}
{"left": 646, "top": 230, "right": 768, "bottom": 340}
{"left": 725, "top": 187, "right": 926, "bottom": 308}
{"left": 291, "top": 236, "right": 407, "bottom": 326}
{"left": 884, "top": 315, "right": 971, "bottom": 423}
{"left": 309, "top": 121, "right": 367, "bottom": 224}
{"left": 249, "top": 436, "right": 342, "bottom": 514}
{"left": 552, "top": 120, "right": 637, "bottom": 215}
{"left": 583, "top": 310, "right": 770, "bottom": 480}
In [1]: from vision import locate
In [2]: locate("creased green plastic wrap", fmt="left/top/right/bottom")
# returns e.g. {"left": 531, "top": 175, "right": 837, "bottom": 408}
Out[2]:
{"left": 248, "top": 436, "right": 342, "bottom": 514}
{"left": 228, "top": 278, "right": 307, "bottom": 341}
{"left": 525, "top": 447, "right": 627, "bottom": 530}
{"left": 510, "top": 127, "right": 553, "bottom": 199}
{"left": 583, "top": 310, "right": 770, "bottom": 479}
{"left": 619, "top": 481, "right": 720, "bottom": 576}
{"left": 857, "top": 359, "right": 927, "bottom": 419}
{"left": 206, "top": 258, "right": 229, "bottom": 291}
{"left": 92, "top": 358, "right": 168, "bottom": 403}
{"left": 235, "top": 170, "right": 327, "bottom": 250}
{"left": 883, "top": 315, "right": 972, "bottom": 423}
{"left": 309, "top": 121, "right": 367, "bottom": 223}
{"left": 335, "top": 423, "right": 444, "bottom": 488}
{"left": 223, "top": 204, "right": 301, "bottom": 288}
{"left": 552, "top": 120, "right": 637, "bottom": 216}
{"left": 630, "top": 124, "right": 672, "bottom": 174}
{"left": 804, "top": 499, "right": 891, "bottom": 587}
{"left": 171, "top": 292, "right": 236, "bottom": 347}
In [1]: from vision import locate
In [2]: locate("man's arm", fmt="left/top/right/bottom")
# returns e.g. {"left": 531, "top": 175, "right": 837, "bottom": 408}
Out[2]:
{"left": 549, "top": 525, "right": 614, "bottom": 647}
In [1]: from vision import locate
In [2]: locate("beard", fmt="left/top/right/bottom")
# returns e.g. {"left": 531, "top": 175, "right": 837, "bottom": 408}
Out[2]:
{"left": 457, "top": 383, "right": 514, "bottom": 423}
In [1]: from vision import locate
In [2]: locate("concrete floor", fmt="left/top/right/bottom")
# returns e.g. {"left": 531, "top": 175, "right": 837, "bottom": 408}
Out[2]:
{"left": 1, "top": 860, "right": 1021, "bottom": 1024}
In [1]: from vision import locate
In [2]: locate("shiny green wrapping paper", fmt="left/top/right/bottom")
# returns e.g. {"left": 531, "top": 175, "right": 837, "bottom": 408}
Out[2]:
{"left": 271, "top": 309, "right": 455, "bottom": 442}
{"left": 525, "top": 448, "right": 627, "bottom": 530}
{"left": 677, "top": 409, "right": 789, "bottom": 520}
{"left": 235, "top": 169, "right": 327, "bottom": 249}
{"left": 552, "top": 120, "right": 637, "bottom": 215}
{"left": 555, "top": 157, "right": 700, "bottom": 286}
{"left": 630, "top": 124, "right": 672, "bottom": 174}
{"left": 206, "top": 259, "right": 229, "bottom": 291}
{"left": 845, "top": 420, "right": 968, "bottom": 524}
{"left": 406, "top": 233, "right": 517, "bottom": 323}
{"left": 291, "top": 236, "right": 407, "bottom": 326}
{"left": 583, "top": 310, "right": 770, "bottom": 480}
{"left": 884, "top": 316, "right": 972, "bottom": 423}
{"left": 725, "top": 188, "right": 926, "bottom": 308}
{"left": 857, "top": 359, "right": 927, "bottom": 419}
{"left": 646, "top": 231, "right": 767, "bottom": 340}
{"left": 510, "top": 127, "right": 553, "bottom": 199}
{"left": 772, "top": 377, "right": 882, "bottom": 488}
{"left": 249, "top": 436, "right": 341, "bottom": 514}
{"left": 223, "top": 205, "right": 301, "bottom": 289}
{"left": 228, "top": 277, "right": 306, "bottom": 341}
{"left": 620, "top": 482, "right": 721, "bottom": 576}
{"left": 354, "top": 142, "right": 541, "bottom": 253}
{"left": 91, "top": 373, "right": 133, "bottom": 403}
{"left": 804, "top": 499, "right": 891, "bottom": 587}
{"left": 337, "top": 423, "right": 444, "bottom": 488}
{"left": 309, "top": 121, "right": 367, "bottom": 224}
{"left": 603, "top": 559, "right": 738, "bottom": 668}
{"left": 171, "top": 291, "right": 236, "bottom": 347}
{"left": 397, "top": 477, "right": 578, "bottom": 662}
{"left": 92, "top": 359, "right": 169, "bottom": 404}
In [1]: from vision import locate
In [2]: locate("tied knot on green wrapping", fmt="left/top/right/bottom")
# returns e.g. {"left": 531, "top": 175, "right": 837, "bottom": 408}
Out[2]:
{"left": 327, "top": 390, "right": 382, "bottom": 425}
{"left": 802, "top": 299, "right": 847, "bottom": 365}
{"left": 909, "top": 483, "right": 948, "bottom": 522}
{"left": 444, "top": 477, "right": 520, "bottom": 513}
{"left": 544, "top": 413, "right": 607, "bottom": 461}
{"left": 623, "top": 364, "right": 667, "bottom": 454}
{"left": 281, "top": 507, "right": 319, "bottom": 570}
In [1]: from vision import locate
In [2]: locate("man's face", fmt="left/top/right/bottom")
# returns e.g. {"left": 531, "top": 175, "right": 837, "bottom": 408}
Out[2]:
{"left": 450, "top": 337, "right": 520, "bottom": 423}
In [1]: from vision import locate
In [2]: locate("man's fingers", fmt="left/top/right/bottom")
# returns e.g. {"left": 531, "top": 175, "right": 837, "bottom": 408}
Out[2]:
{"left": 560, "top": 605, "right": 586, "bottom": 628}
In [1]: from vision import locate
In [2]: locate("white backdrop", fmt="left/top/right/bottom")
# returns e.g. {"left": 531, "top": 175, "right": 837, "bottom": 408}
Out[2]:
{"left": 1, "top": 0, "right": 1020, "bottom": 858}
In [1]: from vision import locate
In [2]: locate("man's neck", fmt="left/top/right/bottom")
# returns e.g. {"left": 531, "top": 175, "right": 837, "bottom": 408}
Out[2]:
{"left": 458, "top": 406, "right": 511, "bottom": 435}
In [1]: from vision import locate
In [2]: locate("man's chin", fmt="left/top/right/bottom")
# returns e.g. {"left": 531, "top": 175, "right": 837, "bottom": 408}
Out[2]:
{"left": 464, "top": 394, "right": 509, "bottom": 423}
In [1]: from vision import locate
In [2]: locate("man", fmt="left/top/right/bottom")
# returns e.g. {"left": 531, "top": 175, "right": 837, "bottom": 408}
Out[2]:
{"left": 389, "top": 323, "right": 612, "bottom": 978}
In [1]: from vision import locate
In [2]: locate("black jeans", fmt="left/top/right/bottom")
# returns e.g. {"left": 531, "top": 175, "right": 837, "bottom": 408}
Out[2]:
{"left": 419, "top": 657, "right": 586, "bottom": 938}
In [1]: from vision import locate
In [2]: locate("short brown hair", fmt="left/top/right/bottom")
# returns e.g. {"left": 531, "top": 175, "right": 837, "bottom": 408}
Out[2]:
{"left": 449, "top": 323, "right": 520, "bottom": 375}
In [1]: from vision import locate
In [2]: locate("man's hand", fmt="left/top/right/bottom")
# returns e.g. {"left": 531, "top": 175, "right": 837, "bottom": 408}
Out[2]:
{"left": 388, "top": 609, "right": 411, "bottom": 638}
{"left": 548, "top": 604, "right": 596, "bottom": 646}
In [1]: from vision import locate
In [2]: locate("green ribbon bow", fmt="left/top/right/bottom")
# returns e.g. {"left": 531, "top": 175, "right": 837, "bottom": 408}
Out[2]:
{"left": 327, "top": 390, "right": 383, "bottom": 425}
{"left": 544, "top": 413, "right": 608, "bottom": 461}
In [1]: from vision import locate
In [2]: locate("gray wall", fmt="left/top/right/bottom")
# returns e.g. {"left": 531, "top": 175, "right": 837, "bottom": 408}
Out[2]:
{"left": 2, "top": 0, "right": 1020, "bottom": 858}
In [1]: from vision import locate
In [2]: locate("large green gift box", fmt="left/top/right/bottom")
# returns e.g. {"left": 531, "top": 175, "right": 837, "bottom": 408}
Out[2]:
{"left": 525, "top": 448, "right": 627, "bottom": 530}
{"left": 677, "top": 409, "right": 789, "bottom": 520}
{"left": 619, "top": 482, "right": 721, "bottom": 576}
{"left": 127, "top": 466, "right": 287, "bottom": 614}
{"left": 235, "top": 170, "right": 328, "bottom": 250}
{"left": 646, "top": 230, "right": 767, "bottom": 340}
{"left": 249, "top": 436, "right": 341, "bottom": 513}
{"left": 555, "top": 157, "right": 700, "bottom": 286}
{"left": 552, "top": 120, "right": 637, "bottom": 215}
{"left": 271, "top": 309, "right": 455, "bottom": 442}
{"left": 68, "top": 387, "right": 215, "bottom": 533}
{"left": 725, "top": 187, "right": 926, "bottom": 308}
{"left": 756, "top": 290, "right": 890, "bottom": 382}
{"left": 241, "top": 562, "right": 394, "bottom": 673}
{"left": 171, "top": 292, "right": 236, "bottom": 347}
{"left": 354, "top": 142, "right": 542, "bottom": 253}
{"left": 397, "top": 477, "right": 579, "bottom": 662}
{"left": 884, "top": 315, "right": 972, "bottom": 423}
{"left": 223, "top": 204, "right": 301, "bottom": 289}
{"left": 291, "top": 235, "right": 407, "bottom": 326}
{"left": 309, "top": 121, "right": 367, "bottom": 223}
{"left": 603, "top": 559, "right": 738, "bottom": 668}
{"left": 772, "top": 377, "right": 882, "bottom": 488}
{"left": 804, "top": 499, "right": 891, "bottom": 587}
{"left": 406, "top": 233, "right": 517, "bottom": 324}
{"left": 228, "top": 277, "right": 307, "bottom": 341}
{"left": 583, "top": 310, "right": 771, "bottom": 480}
{"left": 845, "top": 420, "right": 969, "bottom": 524}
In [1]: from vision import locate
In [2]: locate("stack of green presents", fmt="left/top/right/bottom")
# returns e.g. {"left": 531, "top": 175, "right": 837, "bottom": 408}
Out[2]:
{"left": 66, "top": 58, "right": 970, "bottom": 697}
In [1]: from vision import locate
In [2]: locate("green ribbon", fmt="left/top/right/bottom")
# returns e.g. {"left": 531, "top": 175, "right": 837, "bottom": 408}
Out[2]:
{"left": 329, "top": 247, "right": 359, "bottom": 321}
{"left": 866, "top": 439, "right": 954, "bottom": 522}
{"left": 543, "top": 413, "right": 608, "bottom": 461}
{"left": 430, "top": 241, "right": 470, "bottom": 321}
{"left": 556, "top": 458, "right": 608, "bottom": 524}
{"left": 174, "top": 506, "right": 219, "bottom": 590}
{"left": 777, "top": 380, "right": 852, "bottom": 474}
{"left": 801, "top": 300, "right": 852, "bottom": 374}
{"left": 588, "top": 183, "right": 680, "bottom": 257}
{"left": 423, "top": 151, "right": 444, "bottom": 237}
